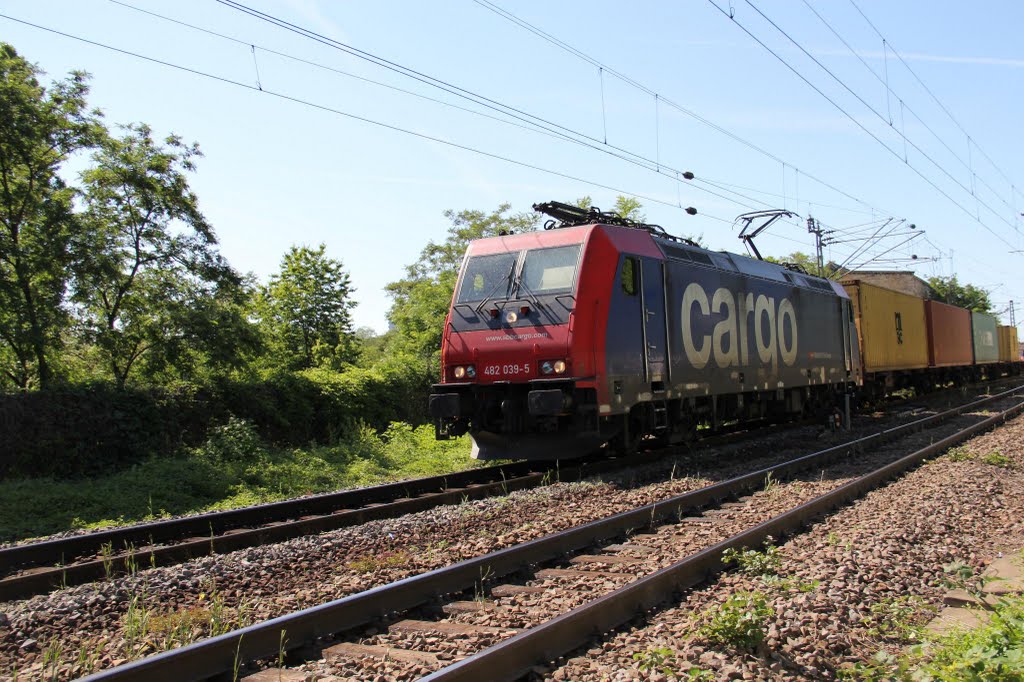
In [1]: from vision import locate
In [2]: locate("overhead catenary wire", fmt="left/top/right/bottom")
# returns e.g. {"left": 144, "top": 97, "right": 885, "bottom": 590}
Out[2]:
{"left": 470, "top": 0, "right": 898, "bottom": 219}
{"left": 798, "top": 0, "right": 1019, "bottom": 221}
{"left": 0, "top": 13, "right": 707, "bottom": 220}
{"left": 211, "top": 0, "right": 936, "bottom": 256}
{"left": 469, "top": 0, "right": 994, "bottom": 270}
{"left": 739, "top": 0, "right": 1020, "bottom": 239}
{"left": 705, "top": 0, "right": 1020, "bottom": 253}
{"left": 847, "top": 0, "right": 1024, "bottom": 205}
{"left": 108, "top": 0, "right": 823, "bottom": 222}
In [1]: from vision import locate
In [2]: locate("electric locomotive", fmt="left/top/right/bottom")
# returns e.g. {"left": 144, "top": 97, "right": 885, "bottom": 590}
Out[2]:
{"left": 429, "top": 202, "right": 862, "bottom": 460}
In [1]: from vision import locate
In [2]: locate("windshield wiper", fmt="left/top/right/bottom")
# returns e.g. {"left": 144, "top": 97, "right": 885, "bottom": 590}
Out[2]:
{"left": 512, "top": 271, "right": 542, "bottom": 308}
{"left": 474, "top": 258, "right": 517, "bottom": 315}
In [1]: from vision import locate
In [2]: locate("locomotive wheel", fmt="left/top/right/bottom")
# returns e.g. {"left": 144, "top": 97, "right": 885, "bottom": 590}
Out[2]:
{"left": 609, "top": 410, "right": 644, "bottom": 455}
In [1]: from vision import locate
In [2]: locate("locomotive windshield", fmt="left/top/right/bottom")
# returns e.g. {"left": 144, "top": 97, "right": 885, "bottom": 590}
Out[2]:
{"left": 519, "top": 244, "right": 581, "bottom": 295}
{"left": 456, "top": 252, "right": 517, "bottom": 303}
{"left": 456, "top": 244, "right": 582, "bottom": 304}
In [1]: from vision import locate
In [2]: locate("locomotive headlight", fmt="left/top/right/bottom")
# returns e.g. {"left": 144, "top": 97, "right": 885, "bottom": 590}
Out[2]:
{"left": 465, "top": 365, "right": 476, "bottom": 378}
{"left": 504, "top": 310, "right": 518, "bottom": 324}
{"left": 453, "top": 366, "right": 466, "bottom": 379}
{"left": 541, "top": 360, "right": 567, "bottom": 376}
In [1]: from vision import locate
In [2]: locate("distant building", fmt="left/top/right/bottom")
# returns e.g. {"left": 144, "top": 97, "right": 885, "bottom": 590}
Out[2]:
{"left": 842, "top": 270, "right": 938, "bottom": 300}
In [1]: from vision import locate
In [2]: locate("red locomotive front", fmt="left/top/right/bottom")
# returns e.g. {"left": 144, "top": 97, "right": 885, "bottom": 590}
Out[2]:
{"left": 429, "top": 219, "right": 614, "bottom": 460}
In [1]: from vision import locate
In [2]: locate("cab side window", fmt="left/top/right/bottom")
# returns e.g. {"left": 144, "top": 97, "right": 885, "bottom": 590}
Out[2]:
{"left": 621, "top": 257, "right": 638, "bottom": 296}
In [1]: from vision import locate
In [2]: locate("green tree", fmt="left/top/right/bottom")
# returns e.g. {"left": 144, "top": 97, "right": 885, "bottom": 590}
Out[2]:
{"left": 613, "top": 195, "right": 645, "bottom": 221}
{"left": 765, "top": 251, "right": 840, "bottom": 279}
{"left": 74, "top": 123, "right": 251, "bottom": 388}
{"left": 257, "top": 244, "right": 357, "bottom": 371}
{"left": 0, "top": 44, "right": 104, "bottom": 388}
{"left": 572, "top": 195, "right": 644, "bottom": 222}
{"left": 927, "top": 275, "right": 992, "bottom": 313}
{"left": 385, "top": 203, "right": 538, "bottom": 364}
{"left": 574, "top": 195, "right": 703, "bottom": 245}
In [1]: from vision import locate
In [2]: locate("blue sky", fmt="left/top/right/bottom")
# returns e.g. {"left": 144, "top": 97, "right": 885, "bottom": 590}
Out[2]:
{"left": 4, "top": 0, "right": 1023, "bottom": 332}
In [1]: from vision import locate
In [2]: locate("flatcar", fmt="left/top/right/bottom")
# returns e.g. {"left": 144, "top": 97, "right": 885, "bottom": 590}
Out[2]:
{"left": 429, "top": 202, "right": 860, "bottom": 460}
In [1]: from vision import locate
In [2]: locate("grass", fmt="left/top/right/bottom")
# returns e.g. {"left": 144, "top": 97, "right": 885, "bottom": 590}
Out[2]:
{"left": 722, "top": 544, "right": 783, "bottom": 578}
{"left": 0, "top": 418, "right": 477, "bottom": 542}
{"left": 945, "top": 446, "right": 1013, "bottom": 468}
{"left": 346, "top": 550, "right": 411, "bottom": 573}
{"left": 694, "top": 590, "right": 773, "bottom": 649}
{"left": 842, "top": 555, "right": 1024, "bottom": 680}
{"left": 120, "top": 580, "right": 255, "bottom": 661}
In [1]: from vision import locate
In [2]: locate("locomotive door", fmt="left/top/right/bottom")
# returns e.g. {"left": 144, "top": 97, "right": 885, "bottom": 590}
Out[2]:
{"left": 640, "top": 258, "right": 668, "bottom": 384}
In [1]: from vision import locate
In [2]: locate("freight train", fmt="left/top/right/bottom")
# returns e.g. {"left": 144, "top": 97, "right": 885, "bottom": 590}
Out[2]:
{"left": 429, "top": 202, "right": 1021, "bottom": 460}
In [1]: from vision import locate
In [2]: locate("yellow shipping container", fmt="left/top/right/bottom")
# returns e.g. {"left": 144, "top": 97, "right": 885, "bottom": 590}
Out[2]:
{"left": 998, "top": 325, "right": 1020, "bottom": 362}
{"left": 841, "top": 280, "right": 929, "bottom": 373}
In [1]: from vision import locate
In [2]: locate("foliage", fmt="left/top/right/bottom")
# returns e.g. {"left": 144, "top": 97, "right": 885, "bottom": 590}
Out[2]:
{"left": 384, "top": 203, "right": 538, "bottom": 365}
{"left": 695, "top": 591, "right": 773, "bottom": 649}
{"left": 0, "top": 361, "right": 432, "bottom": 479}
{"left": 765, "top": 251, "right": 841, "bottom": 279}
{"left": 122, "top": 582, "right": 253, "bottom": 660}
{"left": 0, "top": 43, "right": 105, "bottom": 388}
{"left": 74, "top": 123, "right": 255, "bottom": 389}
{"left": 347, "top": 550, "right": 411, "bottom": 573}
{"left": 859, "top": 595, "right": 932, "bottom": 641}
{"left": 944, "top": 446, "right": 1012, "bottom": 467}
{"left": 632, "top": 647, "right": 676, "bottom": 677}
{"left": 613, "top": 195, "right": 645, "bottom": 221}
{"left": 256, "top": 243, "right": 357, "bottom": 371}
{"left": 946, "top": 446, "right": 973, "bottom": 462}
{"left": 927, "top": 275, "right": 993, "bottom": 313}
{"left": 722, "top": 544, "right": 783, "bottom": 577}
{"left": 981, "top": 451, "right": 1011, "bottom": 467}
{"left": 0, "top": 419, "right": 474, "bottom": 541}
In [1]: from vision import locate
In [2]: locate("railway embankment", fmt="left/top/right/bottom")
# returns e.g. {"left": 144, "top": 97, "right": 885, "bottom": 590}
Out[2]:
{"left": 553, "top": 410, "right": 1024, "bottom": 681}
{"left": 2, "top": 387, "right": 1020, "bottom": 680}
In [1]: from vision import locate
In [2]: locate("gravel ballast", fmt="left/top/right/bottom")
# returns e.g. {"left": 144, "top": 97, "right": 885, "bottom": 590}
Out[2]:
{"left": 0, "top": 388, "right": 1017, "bottom": 680}
{"left": 551, "top": 410, "right": 1024, "bottom": 681}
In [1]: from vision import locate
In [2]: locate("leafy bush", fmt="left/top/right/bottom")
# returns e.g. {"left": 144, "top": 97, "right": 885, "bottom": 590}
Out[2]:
{"left": 906, "top": 593, "right": 1024, "bottom": 679}
{"left": 981, "top": 451, "right": 1011, "bottom": 467}
{"left": 860, "top": 595, "right": 932, "bottom": 641}
{"left": 0, "top": 358, "right": 435, "bottom": 479}
{"left": 695, "top": 591, "right": 773, "bottom": 649}
{"left": 722, "top": 545, "right": 783, "bottom": 577}
{"left": 0, "top": 421, "right": 474, "bottom": 541}
{"left": 200, "top": 417, "right": 267, "bottom": 463}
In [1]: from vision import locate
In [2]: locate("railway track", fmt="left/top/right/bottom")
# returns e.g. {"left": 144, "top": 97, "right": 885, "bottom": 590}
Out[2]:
{"left": 0, "top": 376, "right": 1014, "bottom": 603}
{"left": 76, "top": 384, "right": 1024, "bottom": 682}
{"left": 0, "top": 418, "right": 807, "bottom": 602}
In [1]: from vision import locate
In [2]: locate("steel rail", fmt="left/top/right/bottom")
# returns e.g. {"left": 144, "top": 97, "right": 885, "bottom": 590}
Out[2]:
{"left": 0, "top": 418, "right": 798, "bottom": 601}
{"left": 3, "top": 374, "right": 1008, "bottom": 602}
{"left": 424, "top": 395, "right": 1024, "bottom": 681}
{"left": 0, "top": 448, "right": 663, "bottom": 598}
{"left": 77, "top": 384, "right": 1024, "bottom": 682}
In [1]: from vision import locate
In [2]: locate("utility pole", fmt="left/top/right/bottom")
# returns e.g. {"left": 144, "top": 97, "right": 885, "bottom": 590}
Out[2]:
{"left": 1011, "top": 300, "right": 1017, "bottom": 327}
{"left": 806, "top": 215, "right": 834, "bottom": 276}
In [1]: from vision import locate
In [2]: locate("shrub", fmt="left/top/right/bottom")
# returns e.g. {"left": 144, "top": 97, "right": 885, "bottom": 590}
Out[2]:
{"left": 695, "top": 591, "right": 773, "bottom": 649}
{"left": 722, "top": 545, "right": 783, "bottom": 577}
{"left": 981, "top": 451, "right": 1011, "bottom": 467}
{"left": 0, "top": 359, "right": 436, "bottom": 479}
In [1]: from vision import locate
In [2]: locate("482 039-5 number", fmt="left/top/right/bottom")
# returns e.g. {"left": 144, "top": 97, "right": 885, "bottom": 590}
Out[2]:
{"left": 482, "top": 363, "right": 530, "bottom": 376}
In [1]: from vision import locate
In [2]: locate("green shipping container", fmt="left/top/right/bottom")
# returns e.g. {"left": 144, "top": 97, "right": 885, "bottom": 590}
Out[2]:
{"left": 971, "top": 311, "right": 999, "bottom": 364}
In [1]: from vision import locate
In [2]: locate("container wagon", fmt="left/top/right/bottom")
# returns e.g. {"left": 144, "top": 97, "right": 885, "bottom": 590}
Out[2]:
{"left": 971, "top": 312, "right": 1000, "bottom": 365}
{"left": 841, "top": 279, "right": 928, "bottom": 394}
{"left": 924, "top": 299, "right": 973, "bottom": 381}
{"left": 998, "top": 325, "right": 1020, "bottom": 363}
